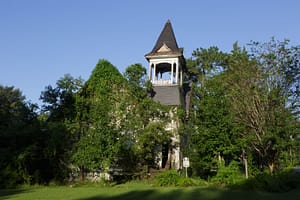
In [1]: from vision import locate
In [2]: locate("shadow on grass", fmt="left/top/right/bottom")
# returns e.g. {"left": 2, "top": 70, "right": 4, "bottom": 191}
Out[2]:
{"left": 0, "top": 188, "right": 29, "bottom": 199}
{"left": 76, "top": 187, "right": 300, "bottom": 200}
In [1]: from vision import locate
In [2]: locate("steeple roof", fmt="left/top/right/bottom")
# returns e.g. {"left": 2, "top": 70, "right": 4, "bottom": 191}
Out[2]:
{"left": 145, "top": 20, "right": 183, "bottom": 59}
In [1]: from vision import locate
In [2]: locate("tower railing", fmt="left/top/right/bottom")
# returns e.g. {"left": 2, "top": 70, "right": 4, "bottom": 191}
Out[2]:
{"left": 152, "top": 79, "right": 177, "bottom": 85}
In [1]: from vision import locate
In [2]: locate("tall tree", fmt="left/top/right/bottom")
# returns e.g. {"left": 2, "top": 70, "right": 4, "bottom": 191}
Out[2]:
{"left": 248, "top": 38, "right": 300, "bottom": 117}
{"left": 186, "top": 40, "right": 300, "bottom": 177}
{"left": 224, "top": 41, "right": 300, "bottom": 173}
{"left": 38, "top": 74, "right": 84, "bottom": 182}
{"left": 40, "top": 74, "right": 83, "bottom": 121}
{"left": 185, "top": 47, "right": 241, "bottom": 178}
{"left": 124, "top": 64, "right": 147, "bottom": 89}
{"left": 0, "top": 85, "right": 40, "bottom": 187}
{"left": 187, "top": 74, "right": 240, "bottom": 177}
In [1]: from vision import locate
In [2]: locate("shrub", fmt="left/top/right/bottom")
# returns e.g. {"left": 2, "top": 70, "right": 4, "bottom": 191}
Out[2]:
{"left": 235, "top": 169, "right": 300, "bottom": 192}
{"left": 178, "top": 177, "right": 195, "bottom": 187}
{"left": 154, "top": 170, "right": 208, "bottom": 187}
{"left": 154, "top": 170, "right": 180, "bottom": 186}
{"left": 177, "top": 177, "right": 208, "bottom": 187}
{"left": 211, "top": 160, "right": 245, "bottom": 185}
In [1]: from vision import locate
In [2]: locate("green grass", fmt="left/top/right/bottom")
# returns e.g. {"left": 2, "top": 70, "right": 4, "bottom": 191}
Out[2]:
{"left": 0, "top": 182, "right": 299, "bottom": 200}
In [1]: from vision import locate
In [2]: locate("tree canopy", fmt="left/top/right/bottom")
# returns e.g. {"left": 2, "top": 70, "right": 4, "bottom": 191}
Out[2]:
{"left": 185, "top": 39, "right": 300, "bottom": 177}
{"left": 0, "top": 38, "right": 299, "bottom": 187}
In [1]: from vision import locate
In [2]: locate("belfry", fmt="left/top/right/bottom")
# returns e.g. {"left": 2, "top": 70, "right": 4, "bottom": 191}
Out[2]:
{"left": 145, "top": 20, "right": 186, "bottom": 170}
{"left": 145, "top": 19, "right": 186, "bottom": 106}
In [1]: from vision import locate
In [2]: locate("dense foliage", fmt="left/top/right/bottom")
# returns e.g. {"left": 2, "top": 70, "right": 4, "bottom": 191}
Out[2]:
{"left": 0, "top": 39, "right": 299, "bottom": 189}
{"left": 0, "top": 86, "right": 40, "bottom": 187}
{"left": 185, "top": 40, "right": 300, "bottom": 179}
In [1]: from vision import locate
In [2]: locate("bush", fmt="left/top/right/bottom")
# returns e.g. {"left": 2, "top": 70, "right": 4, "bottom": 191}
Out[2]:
{"left": 177, "top": 177, "right": 195, "bottom": 187}
{"left": 235, "top": 170, "right": 300, "bottom": 192}
{"left": 211, "top": 161, "right": 245, "bottom": 185}
{"left": 178, "top": 177, "right": 208, "bottom": 187}
{"left": 154, "top": 170, "right": 180, "bottom": 186}
{"left": 154, "top": 170, "right": 208, "bottom": 187}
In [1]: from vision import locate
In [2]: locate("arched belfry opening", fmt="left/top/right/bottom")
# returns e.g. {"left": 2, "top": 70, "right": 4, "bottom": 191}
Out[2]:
{"left": 149, "top": 60, "right": 182, "bottom": 85}
{"left": 145, "top": 20, "right": 186, "bottom": 106}
{"left": 145, "top": 20, "right": 187, "bottom": 170}
{"left": 146, "top": 20, "right": 184, "bottom": 89}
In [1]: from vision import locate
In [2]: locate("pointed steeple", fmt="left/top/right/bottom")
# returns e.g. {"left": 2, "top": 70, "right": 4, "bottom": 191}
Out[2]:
{"left": 145, "top": 20, "right": 183, "bottom": 59}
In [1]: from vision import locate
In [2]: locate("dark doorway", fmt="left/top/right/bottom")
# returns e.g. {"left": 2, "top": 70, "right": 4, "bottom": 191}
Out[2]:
{"left": 161, "top": 143, "right": 169, "bottom": 168}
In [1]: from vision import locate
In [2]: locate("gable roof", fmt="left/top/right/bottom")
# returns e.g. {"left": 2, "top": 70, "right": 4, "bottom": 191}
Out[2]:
{"left": 145, "top": 20, "right": 183, "bottom": 59}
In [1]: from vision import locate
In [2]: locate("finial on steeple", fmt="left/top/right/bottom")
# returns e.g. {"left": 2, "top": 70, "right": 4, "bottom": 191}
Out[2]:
{"left": 167, "top": 19, "right": 171, "bottom": 23}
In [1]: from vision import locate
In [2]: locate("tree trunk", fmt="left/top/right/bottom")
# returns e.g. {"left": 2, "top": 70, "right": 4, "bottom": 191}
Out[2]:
{"left": 243, "top": 156, "right": 248, "bottom": 179}
{"left": 268, "top": 162, "right": 275, "bottom": 174}
{"left": 218, "top": 152, "right": 222, "bottom": 163}
{"left": 242, "top": 150, "right": 248, "bottom": 179}
{"left": 80, "top": 166, "right": 85, "bottom": 181}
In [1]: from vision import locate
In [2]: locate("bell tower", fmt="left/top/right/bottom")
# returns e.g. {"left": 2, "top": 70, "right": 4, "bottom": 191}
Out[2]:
{"left": 145, "top": 20, "right": 185, "bottom": 106}
{"left": 145, "top": 20, "right": 186, "bottom": 170}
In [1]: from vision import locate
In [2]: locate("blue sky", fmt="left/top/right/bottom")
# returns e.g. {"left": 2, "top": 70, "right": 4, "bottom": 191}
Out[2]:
{"left": 1, "top": 0, "right": 300, "bottom": 105}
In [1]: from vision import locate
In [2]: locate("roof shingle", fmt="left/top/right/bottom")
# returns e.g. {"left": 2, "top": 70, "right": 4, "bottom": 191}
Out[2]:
{"left": 145, "top": 20, "right": 182, "bottom": 58}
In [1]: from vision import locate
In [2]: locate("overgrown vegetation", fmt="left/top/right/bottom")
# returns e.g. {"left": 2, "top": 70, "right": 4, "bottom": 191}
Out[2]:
{"left": 233, "top": 170, "right": 300, "bottom": 192}
{"left": 185, "top": 39, "right": 300, "bottom": 180}
{"left": 154, "top": 170, "right": 208, "bottom": 187}
{"left": 0, "top": 38, "right": 299, "bottom": 192}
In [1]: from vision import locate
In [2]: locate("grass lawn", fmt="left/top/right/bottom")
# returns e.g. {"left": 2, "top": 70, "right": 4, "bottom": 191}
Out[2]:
{"left": 1, "top": 182, "right": 300, "bottom": 200}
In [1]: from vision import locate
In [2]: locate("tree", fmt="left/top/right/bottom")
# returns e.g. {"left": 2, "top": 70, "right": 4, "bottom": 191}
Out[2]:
{"left": 40, "top": 74, "right": 84, "bottom": 121}
{"left": 248, "top": 38, "right": 300, "bottom": 117}
{"left": 185, "top": 46, "right": 228, "bottom": 83}
{"left": 187, "top": 74, "right": 240, "bottom": 177}
{"left": 124, "top": 63, "right": 152, "bottom": 101}
{"left": 249, "top": 39, "right": 300, "bottom": 170}
{"left": 38, "top": 74, "right": 84, "bottom": 182}
{"left": 124, "top": 64, "right": 147, "bottom": 89}
{"left": 185, "top": 47, "right": 241, "bottom": 178}
{"left": 0, "top": 85, "right": 40, "bottom": 187}
{"left": 224, "top": 41, "right": 300, "bottom": 174}
{"left": 185, "top": 40, "right": 300, "bottom": 177}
